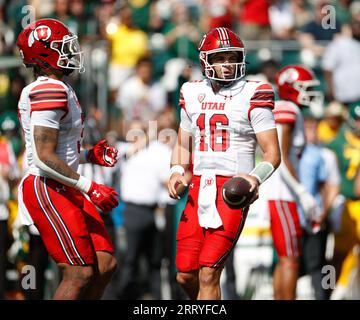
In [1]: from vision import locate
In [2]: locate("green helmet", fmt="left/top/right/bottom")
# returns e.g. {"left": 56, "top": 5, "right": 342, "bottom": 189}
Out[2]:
{"left": 349, "top": 102, "right": 360, "bottom": 120}
{"left": 0, "top": 111, "right": 19, "bottom": 133}
{"left": 348, "top": 102, "right": 360, "bottom": 136}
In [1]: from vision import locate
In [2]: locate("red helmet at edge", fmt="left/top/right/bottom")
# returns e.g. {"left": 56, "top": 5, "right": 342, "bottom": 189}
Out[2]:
{"left": 275, "top": 65, "right": 324, "bottom": 116}
{"left": 17, "top": 18, "right": 84, "bottom": 74}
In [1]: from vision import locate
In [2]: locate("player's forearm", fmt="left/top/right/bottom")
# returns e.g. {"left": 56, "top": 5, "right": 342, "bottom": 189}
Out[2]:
{"left": 32, "top": 125, "right": 81, "bottom": 189}
{"left": 171, "top": 129, "right": 192, "bottom": 171}
{"left": 171, "top": 143, "right": 191, "bottom": 171}
{"left": 262, "top": 145, "right": 281, "bottom": 170}
{"left": 280, "top": 157, "right": 305, "bottom": 196}
{"left": 39, "top": 153, "right": 80, "bottom": 182}
{"left": 321, "top": 183, "right": 340, "bottom": 217}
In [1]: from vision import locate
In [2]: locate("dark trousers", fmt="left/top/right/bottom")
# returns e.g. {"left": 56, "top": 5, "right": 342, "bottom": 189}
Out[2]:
{"left": 0, "top": 221, "right": 7, "bottom": 299}
{"left": 224, "top": 249, "right": 239, "bottom": 299}
{"left": 118, "top": 202, "right": 162, "bottom": 299}
{"left": 300, "top": 223, "right": 331, "bottom": 300}
{"left": 24, "top": 234, "right": 49, "bottom": 300}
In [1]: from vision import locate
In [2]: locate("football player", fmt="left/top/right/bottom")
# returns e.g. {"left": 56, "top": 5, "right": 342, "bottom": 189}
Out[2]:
{"left": 168, "top": 27, "right": 281, "bottom": 300}
{"left": 16, "top": 19, "right": 119, "bottom": 299}
{"left": 326, "top": 102, "right": 360, "bottom": 297}
{"left": 261, "top": 65, "right": 324, "bottom": 299}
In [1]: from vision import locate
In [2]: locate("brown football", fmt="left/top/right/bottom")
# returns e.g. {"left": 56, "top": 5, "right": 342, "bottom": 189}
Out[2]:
{"left": 222, "top": 177, "right": 253, "bottom": 209}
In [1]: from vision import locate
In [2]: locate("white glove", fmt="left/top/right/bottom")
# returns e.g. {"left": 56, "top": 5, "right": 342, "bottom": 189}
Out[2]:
{"left": 298, "top": 190, "right": 322, "bottom": 222}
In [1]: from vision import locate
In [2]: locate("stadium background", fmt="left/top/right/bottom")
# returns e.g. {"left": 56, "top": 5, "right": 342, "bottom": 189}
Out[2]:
{"left": 0, "top": 0, "right": 360, "bottom": 300}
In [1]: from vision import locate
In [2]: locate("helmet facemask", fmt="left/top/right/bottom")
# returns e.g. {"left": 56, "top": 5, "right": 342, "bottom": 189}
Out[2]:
{"left": 295, "top": 79, "right": 324, "bottom": 118}
{"left": 50, "top": 34, "right": 85, "bottom": 73}
{"left": 200, "top": 48, "right": 245, "bottom": 82}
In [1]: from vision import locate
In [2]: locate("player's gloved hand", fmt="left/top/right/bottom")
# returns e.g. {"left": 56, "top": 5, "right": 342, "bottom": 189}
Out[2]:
{"left": 298, "top": 190, "right": 322, "bottom": 222}
{"left": 87, "top": 139, "right": 118, "bottom": 167}
{"left": 87, "top": 181, "right": 119, "bottom": 212}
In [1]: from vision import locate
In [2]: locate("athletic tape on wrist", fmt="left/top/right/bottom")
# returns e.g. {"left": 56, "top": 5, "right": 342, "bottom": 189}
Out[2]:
{"left": 170, "top": 165, "right": 185, "bottom": 177}
{"left": 75, "top": 175, "right": 92, "bottom": 193}
{"left": 249, "top": 161, "right": 275, "bottom": 184}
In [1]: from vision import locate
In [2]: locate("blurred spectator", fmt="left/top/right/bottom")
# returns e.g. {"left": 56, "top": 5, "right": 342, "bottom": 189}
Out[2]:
{"left": 325, "top": 102, "right": 360, "bottom": 297}
{"left": 269, "top": 0, "right": 295, "bottom": 40}
{"left": 317, "top": 101, "right": 347, "bottom": 144}
{"left": 0, "top": 167, "right": 10, "bottom": 300}
{"left": 164, "top": 3, "right": 201, "bottom": 63}
{"left": 0, "top": 4, "right": 15, "bottom": 55}
{"left": 83, "top": 106, "right": 104, "bottom": 147}
{"left": 49, "top": 0, "right": 76, "bottom": 31}
{"left": 300, "top": 0, "right": 341, "bottom": 41}
{"left": 128, "top": 0, "right": 153, "bottom": 33}
{"left": 291, "top": 0, "right": 313, "bottom": 30}
{"left": 350, "top": 0, "right": 360, "bottom": 21}
{"left": 105, "top": 4, "right": 149, "bottom": 100}
{"left": 2, "top": 73, "right": 26, "bottom": 114}
{"left": 0, "top": 110, "right": 23, "bottom": 158}
{"left": 246, "top": 59, "right": 280, "bottom": 86}
{"left": 24, "top": 226, "right": 49, "bottom": 300}
{"left": 233, "top": 0, "right": 272, "bottom": 40}
{"left": 68, "top": 0, "right": 97, "bottom": 41}
{"left": 116, "top": 120, "right": 171, "bottom": 300}
{"left": 356, "top": 168, "right": 360, "bottom": 198}
{"left": 198, "top": 0, "right": 233, "bottom": 32}
{"left": 298, "top": 109, "right": 339, "bottom": 300}
{"left": 0, "top": 132, "right": 18, "bottom": 299}
{"left": 297, "top": 0, "right": 341, "bottom": 59}
{"left": 322, "top": 19, "right": 360, "bottom": 103}
{"left": 116, "top": 56, "right": 167, "bottom": 123}
{"left": 334, "top": 0, "right": 353, "bottom": 27}
{"left": 95, "top": 0, "right": 117, "bottom": 33}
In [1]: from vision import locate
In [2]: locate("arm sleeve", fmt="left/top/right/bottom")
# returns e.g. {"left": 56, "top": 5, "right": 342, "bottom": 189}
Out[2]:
{"left": 179, "top": 108, "right": 192, "bottom": 133}
{"left": 250, "top": 107, "right": 276, "bottom": 133}
{"left": 31, "top": 109, "right": 66, "bottom": 129}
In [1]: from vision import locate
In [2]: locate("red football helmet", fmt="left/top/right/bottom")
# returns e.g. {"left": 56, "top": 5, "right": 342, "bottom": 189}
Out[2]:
{"left": 17, "top": 18, "right": 84, "bottom": 74}
{"left": 275, "top": 65, "right": 324, "bottom": 116}
{"left": 198, "top": 27, "right": 246, "bottom": 82}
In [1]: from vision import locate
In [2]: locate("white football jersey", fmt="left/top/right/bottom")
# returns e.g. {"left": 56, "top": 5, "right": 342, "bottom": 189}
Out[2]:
{"left": 179, "top": 79, "right": 276, "bottom": 176}
{"left": 18, "top": 76, "right": 84, "bottom": 177}
{"left": 260, "top": 100, "right": 305, "bottom": 201}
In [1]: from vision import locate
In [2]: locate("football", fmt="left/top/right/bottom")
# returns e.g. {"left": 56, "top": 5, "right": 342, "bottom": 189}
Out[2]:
{"left": 222, "top": 177, "right": 253, "bottom": 209}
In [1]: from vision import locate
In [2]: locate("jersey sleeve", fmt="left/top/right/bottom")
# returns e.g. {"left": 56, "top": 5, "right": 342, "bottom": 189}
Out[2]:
{"left": 248, "top": 83, "right": 275, "bottom": 120}
{"left": 272, "top": 100, "right": 297, "bottom": 124}
{"left": 250, "top": 107, "right": 276, "bottom": 134}
{"left": 29, "top": 82, "right": 68, "bottom": 114}
{"left": 31, "top": 109, "right": 65, "bottom": 130}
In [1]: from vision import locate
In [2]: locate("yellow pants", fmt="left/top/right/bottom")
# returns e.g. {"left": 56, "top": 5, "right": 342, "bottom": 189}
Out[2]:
{"left": 334, "top": 200, "right": 360, "bottom": 286}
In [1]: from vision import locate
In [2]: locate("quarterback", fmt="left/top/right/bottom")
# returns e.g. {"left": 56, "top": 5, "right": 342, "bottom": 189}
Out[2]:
{"left": 16, "top": 19, "right": 119, "bottom": 299}
{"left": 168, "top": 27, "right": 281, "bottom": 300}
